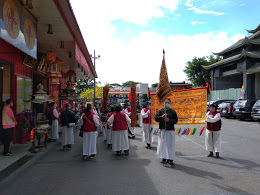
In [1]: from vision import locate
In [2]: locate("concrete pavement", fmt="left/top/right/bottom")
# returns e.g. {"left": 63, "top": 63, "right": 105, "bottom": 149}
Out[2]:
{"left": 0, "top": 118, "right": 260, "bottom": 195}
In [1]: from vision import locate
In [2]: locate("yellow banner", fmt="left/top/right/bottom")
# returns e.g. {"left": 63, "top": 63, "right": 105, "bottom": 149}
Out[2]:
{"left": 151, "top": 87, "right": 207, "bottom": 125}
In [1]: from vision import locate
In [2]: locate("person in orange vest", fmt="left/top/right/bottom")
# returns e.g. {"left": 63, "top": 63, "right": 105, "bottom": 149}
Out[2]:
{"left": 82, "top": 104, "right": 100, "bottom": 160}
{"left": 2, "top": 99, "right": 17, "bottom": 156}
{"left": 205, "top": 103, "right": 222, "bottom": 158}
{"left": 107, "top": 105, "right": 131, "bottom": 156}
{"left": 141, "top": 101, "right": 152, "bottom": 149}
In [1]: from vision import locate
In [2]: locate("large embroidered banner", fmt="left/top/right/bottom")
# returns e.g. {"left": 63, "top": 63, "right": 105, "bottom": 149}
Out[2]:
{"left": 151, "top": 87, "right": 207, "bottom": 136}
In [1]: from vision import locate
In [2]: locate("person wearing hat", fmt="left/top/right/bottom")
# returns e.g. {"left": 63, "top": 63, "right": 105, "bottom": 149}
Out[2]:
{"left": 205, "top": 103, "right": 222, "bottom": 158}
{"left": 141, "top": 101, "right": 152, "bottom": 149}
{"left": 107, "top": 104, "right": 131, "bottom": 156}
{"left": 48, "top": 102, "right": 59, "bottom": 141}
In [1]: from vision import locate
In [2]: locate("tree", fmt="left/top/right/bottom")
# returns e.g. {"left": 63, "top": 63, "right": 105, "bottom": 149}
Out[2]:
{"left": 80, "top": 86, "right": 103, "bottom": 100}
{"left": 122, "top": 81, "right": 139, "bottom": 87}
{"left": 184, "top": 55, "right": 222, "bottom": 87}
{"left": 75, "top": 79, "right": 94, "bottom": 93}
{"left": 151, "top": 83, "right": 158, "bottom": 88}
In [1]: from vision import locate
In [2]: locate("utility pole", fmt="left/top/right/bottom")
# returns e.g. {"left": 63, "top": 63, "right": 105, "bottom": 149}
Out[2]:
{"left": 91, "top": 50, "right": 100, "bottom": 106}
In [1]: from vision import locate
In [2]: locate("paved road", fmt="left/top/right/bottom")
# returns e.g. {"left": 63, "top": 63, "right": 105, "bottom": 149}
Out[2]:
{"left": 0, "top": 118, "right": 260, "bottom": 195}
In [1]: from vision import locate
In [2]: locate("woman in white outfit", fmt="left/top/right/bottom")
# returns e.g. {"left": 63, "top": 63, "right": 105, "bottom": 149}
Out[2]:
{"left": 82, "top": 104, "right": 100, "bottom": 160}
{"left": 48, "top": 102, "right": 59, "bottom": 141}
{"left": 205, "top": 103, "right": 222, "bottom": 158}
{"left": 141, "top": 101, "right": 152, "bottom": 149}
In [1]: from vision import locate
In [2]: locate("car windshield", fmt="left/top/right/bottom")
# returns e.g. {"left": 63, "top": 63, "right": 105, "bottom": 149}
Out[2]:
{"left": 253, "top": 100, "right": 260, "bottom": 107}
{"left": 236, "top": 100, "right": 247, "bottom": 107}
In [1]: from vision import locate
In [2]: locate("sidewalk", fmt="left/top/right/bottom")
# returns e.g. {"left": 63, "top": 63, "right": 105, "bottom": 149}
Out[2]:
{"left": 0, "top": 142, "right": 32, "bottom": 172}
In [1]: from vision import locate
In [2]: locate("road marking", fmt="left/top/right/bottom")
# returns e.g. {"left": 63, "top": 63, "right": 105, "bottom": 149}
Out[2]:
{"left": 182, "top": 136, "right": 260, "bottom": 178}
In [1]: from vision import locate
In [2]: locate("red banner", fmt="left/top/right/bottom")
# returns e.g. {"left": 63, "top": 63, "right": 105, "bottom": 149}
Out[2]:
{"left": 75, "top": 40, "right": 91, "bottom": 78}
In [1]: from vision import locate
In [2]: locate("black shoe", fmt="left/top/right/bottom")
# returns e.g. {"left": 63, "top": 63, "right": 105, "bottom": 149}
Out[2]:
{"left": 67, "top": 144, "right": 72, "bottom": 149}
{"left": 164, "top": 162, "right": 175, "bottom": 168}
{"left": 132, "top": 135, "right": 135, "bottom": 139}
{"left": 216, "top": 152, "right": 220, "bottom": 158}
{"left": 161, "top": 159, "right": 167, "bottom": 164}
{"left": 63, "top": 145, "right": 67, "bottom": 150}
{"left": 207, "top": 152, "right": 213, "bottom": 157}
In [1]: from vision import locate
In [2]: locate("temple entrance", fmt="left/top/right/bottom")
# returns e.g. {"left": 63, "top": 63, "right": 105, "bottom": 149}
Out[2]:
{"left": 0, "top": 63, "right": 11, "bottom": 104}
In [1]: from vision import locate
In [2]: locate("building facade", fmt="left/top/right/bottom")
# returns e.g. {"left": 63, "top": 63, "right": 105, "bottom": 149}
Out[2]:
{"left": 203, "top": 25, "right": 260, "bottom": 100}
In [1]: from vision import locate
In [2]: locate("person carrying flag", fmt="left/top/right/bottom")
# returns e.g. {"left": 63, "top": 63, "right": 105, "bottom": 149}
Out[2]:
{"left": 141, "top": 101, "right": 152, "bottom": 149}
{"left": 155, "top": 99, "right": 178, "bottom": 168}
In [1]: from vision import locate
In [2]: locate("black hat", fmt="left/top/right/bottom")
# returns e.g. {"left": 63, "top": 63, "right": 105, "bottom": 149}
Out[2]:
{"left": 115, "top": 105, "right": 122, "bottom": 112}
{"left": 210, "top": 103, "right": 218, "bottom": 108}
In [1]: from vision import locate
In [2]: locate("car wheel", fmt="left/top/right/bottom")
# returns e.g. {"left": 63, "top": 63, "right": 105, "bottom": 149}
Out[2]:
{"left": 226, "top": 116, "right": 229, "bottom": 119}
{"left": 240, "top": 118, "right": 244, "bottom": 121}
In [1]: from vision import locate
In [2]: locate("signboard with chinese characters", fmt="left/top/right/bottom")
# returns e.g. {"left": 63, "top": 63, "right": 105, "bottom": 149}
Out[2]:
{"left": 75, "top": 40, "right": 91, "bottom": 78}
{"left": 0, "top": 0, "right": 37, "bottom": 58}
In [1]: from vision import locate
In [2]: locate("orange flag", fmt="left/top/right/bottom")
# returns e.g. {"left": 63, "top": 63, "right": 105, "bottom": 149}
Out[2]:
{"left": 156, "top": 49, "right": 172, "bottom": 102}
{"left": 128, "top": 88, "right": 132, "bottom": 102}
{"left": 147, "top": 88, "right": 151, "bottom": 100}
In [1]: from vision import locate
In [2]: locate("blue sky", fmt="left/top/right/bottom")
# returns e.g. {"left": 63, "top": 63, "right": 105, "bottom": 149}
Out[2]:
{"left": 70, "top": 0, "right": 260, "bottom": 86}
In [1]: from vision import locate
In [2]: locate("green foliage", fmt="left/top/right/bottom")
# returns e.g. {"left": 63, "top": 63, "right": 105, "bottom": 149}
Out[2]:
{"left": 141, "top": 93, "right": 148, "bottom": 100}
{"left": 184, "top": 55, "right": 221, "bottom": 87}
{"left": 122, "top": 81, "right": 139, "bottom": 87}
{"left": 75, "top": 79, "right": 94, "bottom": 93}
{"left": 151, "top": 83, "right": 158, "bottom": 88}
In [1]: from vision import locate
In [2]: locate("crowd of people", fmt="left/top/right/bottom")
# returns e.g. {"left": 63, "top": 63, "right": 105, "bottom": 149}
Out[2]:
{"left": 0, "top": 98, "right": 223, "bottom": 169}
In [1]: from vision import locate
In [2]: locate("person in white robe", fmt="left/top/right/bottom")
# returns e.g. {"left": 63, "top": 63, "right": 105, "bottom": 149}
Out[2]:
{"left": 107, "top": 105, "right": 131, "bottom": 156}
{"left": 155, "top": 99, "right": 178, "bottom": 168}
{"left": 122, "top": 104, "right": 135, "bottom": 139}
{"left": 60, "top": 103, "right": 76, "bottom": 150}
{"left": 141, "top": 101, "right": 153, "bottom": 149}
{"left": 205, "top": 103, "right": 222, "bottom": 158}
{"left": 82, "top": 104, "right": 100, "bottom": 160}
{"left": 48, "top": 102, "right": 59, "bottom": 141}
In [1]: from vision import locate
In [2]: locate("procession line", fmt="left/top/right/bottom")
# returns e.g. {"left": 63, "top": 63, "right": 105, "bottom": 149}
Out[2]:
{"left": 182, "top": 136, "right": 260, "bottom": 178}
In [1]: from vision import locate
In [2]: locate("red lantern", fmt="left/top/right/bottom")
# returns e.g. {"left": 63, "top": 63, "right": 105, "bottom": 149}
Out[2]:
{"left": 48, "top": 60, "right": 63, "bottom": 86}
{"left": 46, "top": 51, "right": 56, "bottom": 62}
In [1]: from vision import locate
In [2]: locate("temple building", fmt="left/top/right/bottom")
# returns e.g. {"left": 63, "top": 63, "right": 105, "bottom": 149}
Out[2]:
{"left": 203, "top": 25, "right": 260, "bottom": 99}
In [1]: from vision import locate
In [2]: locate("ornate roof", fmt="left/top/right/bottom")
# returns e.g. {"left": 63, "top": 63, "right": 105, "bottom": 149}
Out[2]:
{"left": 203, "top": 49, "right": 260, "bottom": 70}
{"left": 213, "top": 35, "right": 260, "bottom": 56}
{"left": 246, "top": 24, "right": 260, "bottom": 33}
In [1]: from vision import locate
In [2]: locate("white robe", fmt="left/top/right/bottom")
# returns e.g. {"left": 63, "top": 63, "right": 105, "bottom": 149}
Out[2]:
{"left": 141, "top": 108, "right": 152, "bottom": 144}
{"left": 205, "top": 112, "right": 222, "bottom": 152}
{"left": 82, "top": 113, "right": 100, "bottom": 156}
{"left": 157, "top": 129, "right": 175, "bottom": 160}
{"left": 102, "top": 122, "right": 107, "bottom": 140}
{"left": 122, "top": 108, "right": 134, "bottom": 134}
{"left": 50, "top": 120, "right": 59, "bottom": 140}
{"left": 107, "top": 113, "right": 131, "bottom": 151}
{"left": 107, "top": 127, "right": 112, "bottom": 144}
{"left": 62, "top": 126, "right": 74, "bottom": 146}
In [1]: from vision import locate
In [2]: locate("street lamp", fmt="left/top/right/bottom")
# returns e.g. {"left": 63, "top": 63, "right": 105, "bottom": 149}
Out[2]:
{"left": 91, "top": 50, "right": 100, "bottom": 105}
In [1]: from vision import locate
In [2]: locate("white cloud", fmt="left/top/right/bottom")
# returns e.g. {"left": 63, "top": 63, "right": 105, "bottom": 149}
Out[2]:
{"left": 191, "top": 21, "right": 207, "bottom": 25}
{"left": 70, "top": 1, "right": 243, "bottom": 86}
{"left": 230, "top": 34, "right": 245, "bottom": 44}
{"left": 126, "top": 27, "right": 131, "bottom": 33}
{"left": 188, "top": 7, "right": 224, "bottom": 15}
{"left": 185, "top": 0, "right": 193, "bottom": 7}
{"left": 175, "top": 14, "right": 181, "bottom": 17}
{"left": 240, "top": 4, "right": 246, "bottom": 6}
{"left": 71, "top": 0, "right": 180, "bottom": 26}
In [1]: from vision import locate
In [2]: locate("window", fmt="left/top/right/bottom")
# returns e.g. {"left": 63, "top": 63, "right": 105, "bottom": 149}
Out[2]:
{"left": 17, "top": 77, "right": 32, "bottom": 113}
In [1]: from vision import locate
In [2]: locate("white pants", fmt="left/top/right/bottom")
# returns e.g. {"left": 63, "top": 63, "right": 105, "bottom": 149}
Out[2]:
{"left": 157, "top": 129, "right": 175, "bottom": 160}
{"left": 112, "top": 130, "right": 129, "bottom": 151}
{"left": 62, "top": 126, "right": 74, "bottom": 146}
{"left": 49, "top": 120, "right": 59, "bottom": 140}
{"left": 102, "top": 122, "right": 107, "bottom": 140}
{"left": 142, "top": 123, "right": 152, "bottom": 144}
{"left": 205, "top": 129, "right": 221, "bottom": 152}
{"left": 83, "top": 131, "right": 98, "bottom": 156}
{"left": 107, "top": 128, "right": 112, "bottom": 144}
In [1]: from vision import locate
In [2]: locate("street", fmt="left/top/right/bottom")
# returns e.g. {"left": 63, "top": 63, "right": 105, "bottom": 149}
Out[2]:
{"left": 0, "top": 118, "right": 260, "bottom": 195}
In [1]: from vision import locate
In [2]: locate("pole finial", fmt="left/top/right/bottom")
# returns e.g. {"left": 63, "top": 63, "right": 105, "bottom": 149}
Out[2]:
{"left": 163, "top": 49, "right": 165, "bottom": 54}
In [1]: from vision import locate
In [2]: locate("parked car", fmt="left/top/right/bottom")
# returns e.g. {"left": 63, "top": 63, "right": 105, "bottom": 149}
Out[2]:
{"left": 251, "top": 100, "right": 260, "bottom": 122}
{"left": 219, "top": 101, "right": 236, "bottom": 118}
{"left": 207, "top": 100, "right": 234, "bottom": 112}
{"left": 233, "top": 99, "right": 257, "bottom": 120}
